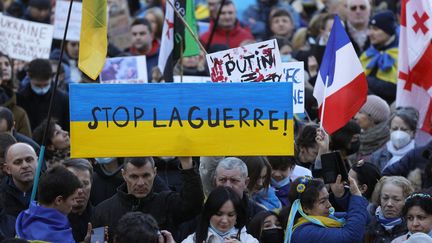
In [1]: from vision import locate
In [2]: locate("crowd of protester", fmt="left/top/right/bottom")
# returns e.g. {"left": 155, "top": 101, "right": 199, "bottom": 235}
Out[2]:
{"left": 0, "top": 0, "right": 431, "bottom": 242}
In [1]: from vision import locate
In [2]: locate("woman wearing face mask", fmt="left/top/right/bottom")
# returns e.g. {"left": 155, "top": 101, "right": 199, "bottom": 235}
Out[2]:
{"left": 284, "top": 176, "right": 368, "bottom": 243}
{"left": 364, "top": 176, "right": 414, "bottom": 243}
{"left": 247, "top": 211, "right": 284, "bottom": 243}
{"left": 370, "top": 107, "right": 419, "bottom": 172}
{"left": 391, "top": 193, "right": 432, "bottom": 242}
{"left": 0, "top": 52, "right": 32, "bottom": 137}
{"left": 182, "top": 186, "right": 258, "bottom": 243}
{"left": 238, "top": 156, "right": 282, "bottom": 211}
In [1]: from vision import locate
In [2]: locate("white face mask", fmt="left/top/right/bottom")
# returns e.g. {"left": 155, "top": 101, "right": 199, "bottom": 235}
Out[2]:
{"left": 31, "top": 83, "right": 51, "bottom": 95}
{"left": 390, "top": 130, "right": 411, "bottom": 149}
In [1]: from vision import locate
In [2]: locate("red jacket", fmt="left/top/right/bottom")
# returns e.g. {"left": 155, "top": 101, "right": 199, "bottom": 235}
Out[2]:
{"left": 200, "top": 20, "right": 255, "bottom": 49}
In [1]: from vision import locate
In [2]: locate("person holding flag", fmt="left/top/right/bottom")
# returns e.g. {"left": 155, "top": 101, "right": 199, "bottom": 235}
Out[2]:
{"left": 313, "top": 15, "right": 368, "bottom": 135}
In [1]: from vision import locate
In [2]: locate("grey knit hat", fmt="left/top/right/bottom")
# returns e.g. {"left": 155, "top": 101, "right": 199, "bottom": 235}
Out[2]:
{"left": 360, "top": 95, "right": 391, "bottom": 123}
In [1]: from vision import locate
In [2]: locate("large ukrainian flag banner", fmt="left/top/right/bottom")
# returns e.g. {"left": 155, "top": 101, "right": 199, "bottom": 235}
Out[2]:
{"left": 69, "top": 83, "right": 294, "bottom": 157}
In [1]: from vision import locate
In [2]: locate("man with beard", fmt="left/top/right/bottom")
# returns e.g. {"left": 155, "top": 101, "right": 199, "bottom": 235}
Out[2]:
{"left": 63, "top": 158, "right": 94, "bottom": 243}
{"left": 0, "top": 143, "right": 37, "bottom": 217}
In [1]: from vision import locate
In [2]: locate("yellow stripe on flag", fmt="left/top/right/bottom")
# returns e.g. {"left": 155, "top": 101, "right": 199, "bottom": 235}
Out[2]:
{"left": 78, "top": 0, "right": 107, "bottom": 80}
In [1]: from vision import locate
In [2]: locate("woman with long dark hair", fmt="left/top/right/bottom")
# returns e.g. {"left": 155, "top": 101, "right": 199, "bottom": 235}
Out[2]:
{"left": 182, "top": 186, "right": 258, "bottom": 243}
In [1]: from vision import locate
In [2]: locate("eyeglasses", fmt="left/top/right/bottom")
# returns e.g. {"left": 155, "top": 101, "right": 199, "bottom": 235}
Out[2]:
{"left": 350, "top": 5, "right": 367, "bottom": 11}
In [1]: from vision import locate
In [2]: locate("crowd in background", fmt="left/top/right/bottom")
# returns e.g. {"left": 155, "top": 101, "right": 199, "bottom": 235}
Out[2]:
{"left": 0, "top": 0, "right": 431, "bottom": 242}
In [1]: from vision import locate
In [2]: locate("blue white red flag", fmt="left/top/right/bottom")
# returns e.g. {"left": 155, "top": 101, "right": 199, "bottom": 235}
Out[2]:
{"left": 313, "top": 15, "right": 368, "bottom": 134}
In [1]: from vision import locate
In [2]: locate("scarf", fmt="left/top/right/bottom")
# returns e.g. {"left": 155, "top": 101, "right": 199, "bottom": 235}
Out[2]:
{"left": 360, "top": 45, "right": 398, "bottom": 84}
{"left": 284, "top": 199, "right": 345, "bottom": 243}
{"left": 359, "top": 121, "right": 390, "bottom": 157}
{"left": 252, "top": 186, "right": 282, "bottom": 211}
{"left": 375, "top": 206, "right": 403, "bottom": 231}
{"left": 384, "top": 140, "right": 415, "bottom": 170}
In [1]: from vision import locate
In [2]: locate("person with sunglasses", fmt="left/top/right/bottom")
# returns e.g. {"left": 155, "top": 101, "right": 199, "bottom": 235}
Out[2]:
{"left": 345, "top": 0, "right": 371, "bottom": 55}
{"left": 391, "top": 193, "right": 432, "bottom": 242}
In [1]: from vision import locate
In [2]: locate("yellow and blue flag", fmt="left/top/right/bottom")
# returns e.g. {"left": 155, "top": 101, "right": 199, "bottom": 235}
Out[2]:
{"left": 69, "top": 83, "right": 294, "bottom": 157}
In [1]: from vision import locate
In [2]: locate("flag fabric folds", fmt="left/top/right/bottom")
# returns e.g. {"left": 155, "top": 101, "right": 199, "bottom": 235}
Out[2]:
{"left": 183, "top": 0, "right": 200, "bottom": 57}
{"left": 313, "top": 15, "right": 368, "bottom": 134}
{"left": 158, "top": 0, "right": 175, "bottom": 82}
{"left": 78, "top": 0, "right": 107, "bottom": 80}
{"left": 396, "top": 0, "right": 432, "bottom": 134}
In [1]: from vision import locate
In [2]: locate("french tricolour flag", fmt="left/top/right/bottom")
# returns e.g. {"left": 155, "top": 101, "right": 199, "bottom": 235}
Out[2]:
{"left": 313, "top": 15, "right": 368, "bottom": 134}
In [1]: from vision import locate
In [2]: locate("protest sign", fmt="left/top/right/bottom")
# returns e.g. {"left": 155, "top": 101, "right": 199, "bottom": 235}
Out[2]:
{"left": 53, "top": 0, "right": 82, "bottom": 41}
{"left": 107, "top": 0, "right": 131, "bottom": 50}
{"left": 173, "top": 75, "right": 212, "bottom": 83}
{"left": 0, "top": 15, "right": 53, "bottom": 61}
{"left": 100, "top": 56, "right": 148, "bottom": 83}
{"left": 206, "top": 39, "right": 282, "bottom": 82}
{"left": 282, "top": 62, "right": 304, "bottom": 114}
{"left": 69, "top": 82, "right": 294, "bottom": 157}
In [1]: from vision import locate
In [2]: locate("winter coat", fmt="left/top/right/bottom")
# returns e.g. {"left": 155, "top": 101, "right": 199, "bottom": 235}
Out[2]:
{"left": 200, "top": 20, "right": 255, "bottom": 49}
{"left": 364, "top": 215, "right": 407, "bottom": 243}
{"left": 0, "top": 207, "right": 15, "bottom": 241}
{"left": 92, "top": 167, "right": 203, "bottom": 239}
{"left": 2, "top": 90, "right": 32, "bottom": 137}
{"left": 182, "top": 227, "right": 258, "bottom": 243}
{"left": 382, "top": 140, "right": 432, "bottom": 177}
{"left": 291, "top": 195, "right": 368, "bottom": 243}
{"left": 0, "top": 176, "right": 32, "bottom": 217}
{"left": 68, "top": 204, "right": 93, "bottom": 243}
{"left": 17, "top": 84, "right": 69, "bottom": 132}
{"left": 16, "top": 201, "right": 74, "bottom": 243}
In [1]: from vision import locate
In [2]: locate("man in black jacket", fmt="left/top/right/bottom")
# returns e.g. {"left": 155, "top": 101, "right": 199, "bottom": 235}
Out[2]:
{"left": 91, "top": 156, "right": 203, "bottom": 240}
{"left": 17, "top": 58, "right": 69, "bottom": 132}
{"left": 0, "top": 143, "right": 37, "bottom": 217}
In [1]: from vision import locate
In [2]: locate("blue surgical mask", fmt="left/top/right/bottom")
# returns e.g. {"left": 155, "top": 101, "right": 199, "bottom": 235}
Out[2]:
{"left": 95, "top": 157, "right": 115, "bottom": 164}
{"left": 271, "top": 177, "right": 291, "bottom": 188}
{"left": 31, "top": 83, "right": 51, "bottom": 95}
{"left": 281, "top": 54, "right": 292, "bottom": 62}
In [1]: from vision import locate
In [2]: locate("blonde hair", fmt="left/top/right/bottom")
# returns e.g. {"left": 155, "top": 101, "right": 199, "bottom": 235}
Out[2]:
{"left": 371, "top": 176, "right": 414, "bottom": 206}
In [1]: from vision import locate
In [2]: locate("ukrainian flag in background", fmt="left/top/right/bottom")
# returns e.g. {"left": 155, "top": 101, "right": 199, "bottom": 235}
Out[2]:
{"left": 78, "top": 0, "right": 107, "bottom": 80}
{"left": 69, "top": 83, "right": 294, "bottom": 157}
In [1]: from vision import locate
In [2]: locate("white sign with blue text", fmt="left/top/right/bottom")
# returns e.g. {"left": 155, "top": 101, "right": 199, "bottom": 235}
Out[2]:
{"left": 282, "top": 62, "right": 304, "bottom": 114}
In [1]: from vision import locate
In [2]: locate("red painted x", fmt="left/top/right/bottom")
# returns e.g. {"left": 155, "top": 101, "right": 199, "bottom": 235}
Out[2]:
{"left": 165, "top": 19, "right": 174, "bottom": 39}
{"left": 412, "top": 11, "right": 429, "bottom": 34}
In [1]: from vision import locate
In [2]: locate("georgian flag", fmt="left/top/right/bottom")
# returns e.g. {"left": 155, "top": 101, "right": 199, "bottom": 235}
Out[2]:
{"left": 396, "top": 0, "right": 432, "bottom": 134}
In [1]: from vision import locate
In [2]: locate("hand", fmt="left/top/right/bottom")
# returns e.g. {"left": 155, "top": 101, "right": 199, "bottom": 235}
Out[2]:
{"left": 158, "top": 230, "right": 176, "bottom": 243}
{"left": 83, "top": 223, "right": 108, "bottom": 243}
{"left": 348, "top": 176, "right": 362, "bottom": 196}
{"left": 224, "top": 237, "right": 241, "bottom": 243}
{"left": 330, "top": 175, "right": 345, "bottom": 198}
{"left": 178, "top": 156, "right": 193, "bottom": 170}
{"left": 315, "top": 128, "right": 329, "bottom": 155}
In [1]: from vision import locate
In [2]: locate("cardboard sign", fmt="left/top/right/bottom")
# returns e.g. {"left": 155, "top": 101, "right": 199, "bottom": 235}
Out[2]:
{"left": 69, "top": 83, "right": 294, "bottom": 157}
{"left": 0, "top": 15, "right": 53, "bottom": 61}
{"left": 100, "top": 56, "right": 148, "bottom": 83}
{"left": 206, "top": 39, "right": 282, "bottom": 82}
{"left": 107, "top": 0, "right": 131, "bottom": 50}
{"left": 282, "top": 62, "right": 305, "bottom": 114}
{"left": 173, "top": 75, "right": 212, "bottom": 83}
{"left": 53, "top": 0, "right": 82, "bottom": 41}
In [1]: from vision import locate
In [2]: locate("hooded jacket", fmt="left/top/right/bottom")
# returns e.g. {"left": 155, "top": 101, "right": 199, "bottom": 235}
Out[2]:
{"left": 16, "top": 201, "right": 75, "bottom": 243}
{"left": 200, "top": 20, "right": 255, "bottom": 49}
{"left": 0, "top": 176, "right": 32, "bottom": 217}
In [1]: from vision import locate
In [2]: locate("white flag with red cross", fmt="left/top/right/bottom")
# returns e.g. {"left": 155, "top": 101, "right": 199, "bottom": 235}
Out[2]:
{"left": 396, "top": 0, "right": 432, "bottom": 134}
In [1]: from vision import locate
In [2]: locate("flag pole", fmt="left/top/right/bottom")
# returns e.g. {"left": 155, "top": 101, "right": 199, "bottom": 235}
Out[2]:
{"left": 319, "top": 76, "right": 329, "bottom": 131}
{"left": 30, "top": 0, "right": 75, "bottom": 203}
{"left": 166, "top": 0, "right": 208, "bottom": 55}
{"left": 180, "top": 39, "right": 184, "bottom": 83}
{"left": 206, "top": 0, "right": 226, "bottom": 50}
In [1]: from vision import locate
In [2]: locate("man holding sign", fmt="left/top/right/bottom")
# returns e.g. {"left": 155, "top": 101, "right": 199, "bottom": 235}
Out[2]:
{"left": 91, "top": 156, "right": 203, "bottom": 239}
